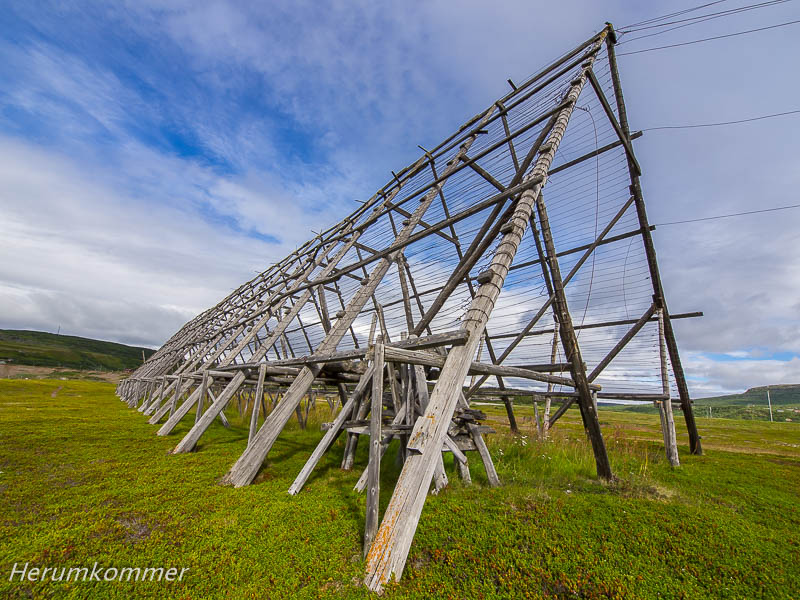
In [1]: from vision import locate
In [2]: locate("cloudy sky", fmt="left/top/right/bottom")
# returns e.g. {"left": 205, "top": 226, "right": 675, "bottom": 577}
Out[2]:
{"left": 1, "top": 0, "right": 798, "bottom": 396}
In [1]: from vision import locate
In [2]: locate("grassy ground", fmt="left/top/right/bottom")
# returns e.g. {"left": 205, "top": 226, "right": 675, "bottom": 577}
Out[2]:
{"left": 1, "top": 379, "right": 798, "bottom": 599}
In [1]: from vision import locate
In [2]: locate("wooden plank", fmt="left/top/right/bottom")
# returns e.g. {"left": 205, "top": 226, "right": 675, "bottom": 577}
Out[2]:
{"left": 605, "top": 37, "right": 702, "bottom": 456}
{"left": 364, "top": 33, "right": 609, "bottom": 591}
{"left": 657, "top": 309, "right": 680, "bottom": 467}
{"left": 223, "top": 104, "right": 498, "bottom": 489}
{"left": 364, "top": 342, "right": 384, "bottom": 556}
{"left": 383, "top": 345, "right": 593, "bottom": 389}
{"left": 587, "top": 303, "right": 657, "bottom": 382}
{"left": 221, "top": 330, "right": 468, "bottom": 370}
{"left": 195, "top": 372, "right": 207, "bottom": 423}
{"left": 467, "top": 423, "right": 500, "bottom": 487}
{"left": 249, "top": 364, "right": 267, "bottom": 445}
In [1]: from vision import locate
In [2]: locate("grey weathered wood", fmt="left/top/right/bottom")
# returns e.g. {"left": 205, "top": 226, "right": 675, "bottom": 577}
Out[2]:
{"left": 383, "top": 345, "right": 591, "bottom": 389}
{"left": 364, "top": 33, "right": 608, "bottom": 592}
{"left": 456, "top": 457, "right": 472, "bottom": 484}
{"left": 605, "top": 36, "right": 702, "bottom": 456}
{"left": 657, "top": 309, "right": 680, "bottom": 467}
{"left": 249, "top": 364, "right": 267, "bottom": 445}
{"left": 195, "top": 372, "right": 207, "bottom": 424}
{"left": 224, "top": 105, "right": 497, "bottom": 489}
{"left": 288, "top": 364, "right": 375, "bottom": 495}
{"left": 364, "top": 342, "right": 384, "bottom": 556}
{"left": 467, "top": 423, "right": 500, "bottom": 487}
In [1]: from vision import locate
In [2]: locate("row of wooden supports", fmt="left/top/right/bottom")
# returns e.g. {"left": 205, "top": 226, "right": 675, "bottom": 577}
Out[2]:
{"left": 117, "top": 23, "right": 700, "bottom": 592}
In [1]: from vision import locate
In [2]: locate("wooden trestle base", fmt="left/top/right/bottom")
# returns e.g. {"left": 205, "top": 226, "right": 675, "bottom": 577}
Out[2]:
{"left": 117, "top": 23, "right": 702, "bottom": 592}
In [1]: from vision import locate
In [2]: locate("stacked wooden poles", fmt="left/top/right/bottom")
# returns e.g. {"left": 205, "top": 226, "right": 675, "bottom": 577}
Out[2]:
{"left": 363, "top": 30, "right": 610, "bottom": 591}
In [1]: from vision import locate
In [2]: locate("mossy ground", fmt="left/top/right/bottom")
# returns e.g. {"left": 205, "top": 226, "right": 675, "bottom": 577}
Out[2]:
{"left": 1, "top": 379, "right": 798, "bottom": 599}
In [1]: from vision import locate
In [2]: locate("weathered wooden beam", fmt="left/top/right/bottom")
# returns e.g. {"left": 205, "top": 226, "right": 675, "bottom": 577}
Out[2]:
{"left": 605, "top": 37, "right": 701, "bottom": 455}
{"left": 587, "top": 303, "right": 657, "bottom": 383}
{"left": 382, "top": 345, "right": 594, "bottom": 389}
{"left": 364, "top": 34, "right": 608, "bottom": 591}
{"left": 289, "top": 365, "right": 375, "bottom": 496}
{"left": 488, "top": 312, "right": 703, "bottom": 340}
{"left": 224, "top": 105, "right": 498, "bottom": 488}
{"left": 220, "top": 330, "right": 468, "bottom": 371}
{"left": 364, "top": 342, "right": 384, "bottom": 556}
{"left": 249, "top": 364, "right": 267, "bottom": 445}
{"left": 657, "top": 309, "right": 680, "bottom": 467}
{"left": 467, "top": 423, "right": 500, "bottom": 487}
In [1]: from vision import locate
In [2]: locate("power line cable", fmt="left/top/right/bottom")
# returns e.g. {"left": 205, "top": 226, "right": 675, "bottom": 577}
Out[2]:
{"left": 654, "top": 203, "right": 800, "bottom": 226}
{"left": 621, "top": 0, "right": 792, "bottom": 33}
{"left": 643, "top": 109, "right": 800, "bottom": 130}
{"left": 621, "top": 0, "right": 730, "bottom": 29}
{"left": 618, "top": 19, "right": 800, "bottom": 55}
{"left": 619, "top": 0, "right": 793, "bottom": 43}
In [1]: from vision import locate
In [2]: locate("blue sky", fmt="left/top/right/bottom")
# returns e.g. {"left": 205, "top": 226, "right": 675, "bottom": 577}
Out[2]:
{"left": 1, "top": 0, "right": 798, "bottom": 395}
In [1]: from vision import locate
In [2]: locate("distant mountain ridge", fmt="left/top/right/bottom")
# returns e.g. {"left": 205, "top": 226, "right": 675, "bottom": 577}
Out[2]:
{"left": 694, "top": 384, "right": 800, "bottom": 406}
{"left": 0, "top": 329, "right": 155, "bottom": 371}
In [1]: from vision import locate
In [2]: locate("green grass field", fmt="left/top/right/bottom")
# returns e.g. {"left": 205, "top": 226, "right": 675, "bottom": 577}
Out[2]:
{"left": 0, "top": 330, "right": 155, "bottom": 371}
{"left": 1, "top": 379, "right": 798, "bottom": 599}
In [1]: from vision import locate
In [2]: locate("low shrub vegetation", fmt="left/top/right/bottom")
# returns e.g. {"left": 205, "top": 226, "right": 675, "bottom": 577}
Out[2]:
{"left": 1, "top": 379, "right": 798, "bottom": 599}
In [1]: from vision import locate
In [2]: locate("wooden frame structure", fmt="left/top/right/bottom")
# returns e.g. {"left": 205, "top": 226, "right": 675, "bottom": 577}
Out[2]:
{"left": 117, "top": 24, "right": 701, "bottom": 591}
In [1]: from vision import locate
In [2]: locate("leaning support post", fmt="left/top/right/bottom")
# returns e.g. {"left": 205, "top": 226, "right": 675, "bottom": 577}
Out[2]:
{"left": 657, "top": 309, "right": 680, "bottom": 466}
{"left": 605, "top": 34, "right": 702, "bottom": 455}
{"left": 195, "top": 372, "right": 208, "bottom": 424}
{"left": 249, "top": 364, "right": 267, "bottom": 445}
{"left": 364, "top": 342, "right": 384, "bottom": 556}
{"left": 364, "top": 31, "right": 608, "bottom": 591}
{"left": 288, "top": 364, "right": 375, "bottom": 495}
{"left": 534, "top": 190, "right": 612, "bottom": 479}
{"left": 223, "top": 104, "right": 497, "bottom": 489}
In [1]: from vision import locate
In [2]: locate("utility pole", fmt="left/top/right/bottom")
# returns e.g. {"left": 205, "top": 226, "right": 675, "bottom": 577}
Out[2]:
{"left": 767, "top": 386, "right": 773, "bottom": 422}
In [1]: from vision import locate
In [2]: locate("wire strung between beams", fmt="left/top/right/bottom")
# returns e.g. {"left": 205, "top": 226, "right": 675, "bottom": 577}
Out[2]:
{"left": 617, "top": 0, "right": 794, "bottom": 44}
{"left": 620, "top": 0, "right": 731, "bottom": 30}
{"left": 619, "top": 0, "right": 792, "bottom": 34}
{"left": 654, "top": 203, "right": 800, "bottom": 226}
{"left": 643, "top": 109, "right": 800, "bottom": 130}
{"left": 618, "top": 19, "right": 800, "bottom": 55}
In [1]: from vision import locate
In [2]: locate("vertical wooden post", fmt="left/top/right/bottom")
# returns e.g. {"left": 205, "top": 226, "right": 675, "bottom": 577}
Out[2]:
{"left": 456, "top": 457, "right": 472, "bottom": 484}
{"left": 467, "top": 423, "right": 500, "bottom": 487}
{"left": 195, "top": 373, "right": 207, "bottom": 423}
{"left": 249, "top": 364, "right": 267, "bottom": 445}
{"left": 535, "top": 192, "right": 612, "bottom": 480}
{"left": 605, "top": 36, "right": 701, "bottom": 455}
{"left": 364, "top": 342, "right": 384, "bottom": 556}
{"left": 658, "top": 309, "right": 680, "bottom": 466}
{"left": 169, "top": 376, "right": 182, "bottom": 418}
{"left": 364, "top": 34, "right": 609, "bottom": 590}
{"left": 543, "top": 319, "right": 560, "bottom": 437}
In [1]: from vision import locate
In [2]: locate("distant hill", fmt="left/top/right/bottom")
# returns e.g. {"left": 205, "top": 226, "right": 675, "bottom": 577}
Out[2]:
{"left": 610, "top": 383, "right": 800, "bottom": 421}
{"left": 694, "top": 384, "right": 800, "bottom": 407}
{"left": 0, "top": 329, "right": 155, "bottom": 371}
